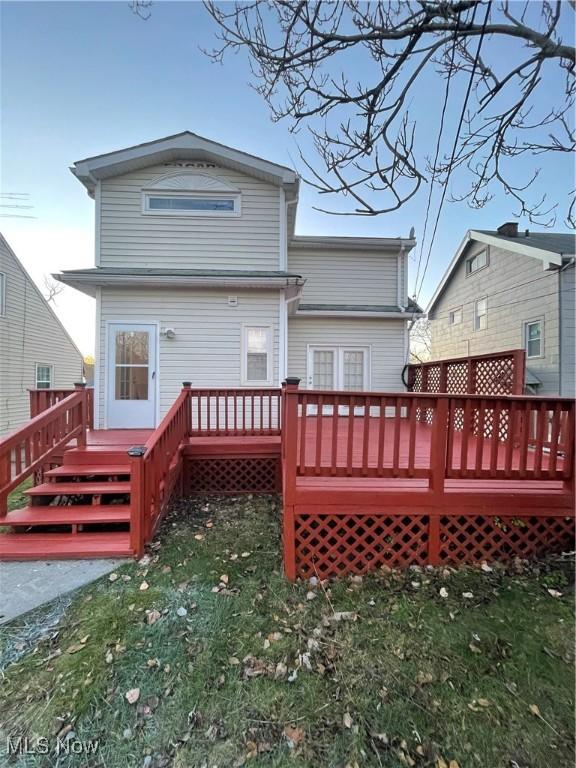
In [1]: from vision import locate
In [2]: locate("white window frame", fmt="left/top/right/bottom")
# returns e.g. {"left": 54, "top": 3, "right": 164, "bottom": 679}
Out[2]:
{"left": 241, "top": 325, "right": 273, "bottom": 386}
{"left": 466, "top": 248, "right": 489, "bottom": 276}
{"left": 306, "top": 345, "right": 371, "bottom": 391}
{"left": 524, "top": 318, "right": 544, "bottom": 359}
{"left": 0, "top": 272, "right": 5, "bottom": 317}
{"left": 142, "top": 190, "right": 241, "bottom": 217}
{"left": 448, "top": 306, "right": 462, "bottom": 326}
{"left": 474, "top": 297, "right": 488, "bottom": 331}
{"left": 35, "top": 363, "right": 53, "bottom": 389}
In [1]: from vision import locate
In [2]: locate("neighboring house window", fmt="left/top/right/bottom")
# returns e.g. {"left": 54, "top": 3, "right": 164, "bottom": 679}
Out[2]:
{"left": 143, "top": 192, "right": 240, "bottom": 216}
{"left": 474, "top": 298, "right": 487, "bottom": 330}
{"left": 35, "top": 364, "right": 53, "bottom": 389}
{"left": 525, "top": 319, "right": 543, "bottom": 358}
{"left": 448, "top": 307, "right": 462, "bottom": 326}
{"left": 0, "top": 272, "right": 5, "bottom": 316}
{"left": 242, "top": 326, "right": 272, "bottom": 385}
{"left": 466, "top": 248, "right": 489, "bottom": 275}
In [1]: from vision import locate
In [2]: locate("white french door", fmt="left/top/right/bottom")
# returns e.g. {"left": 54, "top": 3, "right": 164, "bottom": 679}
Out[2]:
{"left": 307, "top": 346, "right": 370, "bottom": 391}
{"left": 107, "top": 323, "right": 157, "bottom": 428}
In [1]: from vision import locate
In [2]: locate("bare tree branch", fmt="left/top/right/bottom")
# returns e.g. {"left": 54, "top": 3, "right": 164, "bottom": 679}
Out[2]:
{"left": 204, "top": 0, "right": 575, "bottom": 226}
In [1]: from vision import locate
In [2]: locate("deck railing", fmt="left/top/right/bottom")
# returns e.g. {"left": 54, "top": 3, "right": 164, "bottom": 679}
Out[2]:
{"left": 0, "top": 386, "right": 88, "bottom": 516}
{"left": 407, "top": 350, "right": 525, "bottom": 396}
{"left": 282, "top": 384, "right": 574, "bottom": 490}
{"left": 30, "top": 387, "right": 94, "bottom": 430}
{"left": 129, "top": 384, "right": 192, "bottom": 557}
{"left": 189, "top": 388, "right": 282, "bottom": 436}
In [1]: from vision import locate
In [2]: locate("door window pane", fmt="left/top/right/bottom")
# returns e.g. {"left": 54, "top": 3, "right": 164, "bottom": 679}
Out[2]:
{"left": 115, "top": 331, "right": 149, "bottom": 365}
{"left": 343, "top": 351, "right": 365, "bottom": 391}
{"left": 115, "top": 366, "right": 149, "bottom": 400}
{"left": 313, "top": 350, "right": 335, "bottom": 389}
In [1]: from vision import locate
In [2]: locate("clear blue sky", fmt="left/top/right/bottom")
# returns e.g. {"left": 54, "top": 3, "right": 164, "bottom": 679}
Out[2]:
{"left": 1, "top": 1, "right": 573, "bottom": 354}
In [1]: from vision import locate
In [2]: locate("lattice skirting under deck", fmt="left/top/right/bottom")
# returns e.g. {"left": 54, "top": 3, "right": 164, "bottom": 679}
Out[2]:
{"left": 184, "top": 456, "right": 281, "bottom": 496}
{"left": 292, "top": 511, "right": 575, "bottom": 579}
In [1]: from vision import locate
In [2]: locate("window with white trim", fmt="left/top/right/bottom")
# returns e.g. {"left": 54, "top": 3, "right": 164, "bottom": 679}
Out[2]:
{"left": 474, "top": 298, "right": 487, "bottom": 330}
{"left": 143, "top": 192, "right": 240, "bottom": 216}
{"left": 448, "top": 307, "right": 462, "bottom": 325}
{"left": 466, "top": 248, "right": 489, "bottom": 275}
{"left": 35, "top": 364, "right": 53, "bottom": 389}
{"left": 0, "top": 273, "right": 5, "bottom": 316}
{"left": 525, "top": 319, "right": 543, "bottom": 358}
{"left": 242, "top": 326, "right": 272, "bottom": 385}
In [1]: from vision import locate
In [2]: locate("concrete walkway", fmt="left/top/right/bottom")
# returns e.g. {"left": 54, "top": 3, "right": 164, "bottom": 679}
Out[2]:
{"left": 0, "top": 558, "right": 126, "bottom": 624}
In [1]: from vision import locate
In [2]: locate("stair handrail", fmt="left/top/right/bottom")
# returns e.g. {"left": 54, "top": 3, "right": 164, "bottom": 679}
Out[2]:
{"left": 0, "top": 385, "right": 88, "bottom": 516}
{"left": 128, "top": 384, "right": 191, "bottom": 556}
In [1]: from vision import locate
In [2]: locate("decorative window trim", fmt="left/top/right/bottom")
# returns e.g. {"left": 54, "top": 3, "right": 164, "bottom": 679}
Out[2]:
{"left": 241, "top": 325, "right": 273, "bottom": 386}
{"left": 465, "top": 247, "right": 489, "bottom": 277}
{"left": 524, "top": 317, "right": 544, "bottom": 359}
{"left": 0, "top": 272, "right": 5, "bottom": 317}
{"left": 35, "top": 363, "right": 53, "bottom": 389}
{"left": 474, "top": 297, "right": 488, "bottom": 331}
{"left": 448, "top": 306, "right": 463, "bottom": 326}
{"left": 142, "top": 190, "right": 241, "bottom": 217}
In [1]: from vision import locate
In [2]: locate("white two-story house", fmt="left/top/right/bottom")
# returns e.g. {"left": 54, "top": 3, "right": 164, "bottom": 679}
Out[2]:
{"left": 55, "top": 132, "right": 420, "bottom": 429}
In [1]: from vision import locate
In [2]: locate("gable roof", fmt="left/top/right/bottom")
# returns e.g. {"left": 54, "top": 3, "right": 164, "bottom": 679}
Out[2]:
{"left": 427, "top": 228, "right": 576, "bottom": 314}
{"left": 71, "top": 131, "right": 299, "bottom": 197}
{"left": 0, "top": 233, "right": 83, "bottom": 359}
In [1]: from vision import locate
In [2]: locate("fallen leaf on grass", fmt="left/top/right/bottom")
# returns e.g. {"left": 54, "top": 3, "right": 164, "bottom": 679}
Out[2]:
{"left": 343, "top": 712, "right": 353, "bottom": 729}
{"left": 139, "top": 581, "right": 149, "bottom": 591}
{"left": 529, "top": 703, "right": 542, "bottom": 717}
{"left": 146, "top": 609, "right": 161, "bottom": 625}
{"left": 194, "top": 533, "right": 204, "bottom": 541}
{"left": 125, "top": 688, "right": 140, "bottom": 705}
{"left": 109, "top": 573, "right": 119, "bottom": 582}
{"left": 439, "top": 588, "right": 449, "bottom": 598}
{"left": 416, "top": 671, "right": 434, "bottom": 685}
{"left": 547, "top": 588, "right": 562, "bottom": 598}
{"left": 176, "top": 606, "right": 188, "bottom": 617}
{"left": 283, "top": 725, "right": 304, "bottom": 749}
{"left": 66, "top": 643, "right": 86, "bottom": 655}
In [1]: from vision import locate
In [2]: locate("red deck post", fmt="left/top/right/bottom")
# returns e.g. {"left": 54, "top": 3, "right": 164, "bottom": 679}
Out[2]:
{"left": 128, "top": 446, "right": 146, "bottom": 558}
{"left": 74, "top": 383, "right": 87, "bottom": 448}
{"left": 512, "top": 349, "right": 526, "bottom": 394}
{"left": 283, "top": 377, "right": 300, "bottom": 581}
{"left": 429, "top": 396, "right": 449, "bottom": 565}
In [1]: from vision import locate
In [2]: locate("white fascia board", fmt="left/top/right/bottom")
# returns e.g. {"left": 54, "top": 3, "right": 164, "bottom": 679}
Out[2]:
{"left": 295, "top": 309, "right": 423, "bottom": 319}
{"left": 469, "top": 231, "right": 564, "bottom": 267}
{"left": 72, "top": 132, "right": 298, "bottom": 190}
{"left": 54, "top": 273, "right": 305, "bottom": 297}
{"left": 289, "top": 237, "right": 416, "bottom": 252}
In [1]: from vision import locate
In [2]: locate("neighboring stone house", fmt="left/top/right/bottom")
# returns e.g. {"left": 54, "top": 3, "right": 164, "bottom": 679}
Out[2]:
{"left": 55, "top": 132, "right": 422, "bottom": 429}
{"left": 0, "top": 233, "right": 84, "bottom": 435}
{"left": 427, "top": 223, "right": 576, "bottom": 396}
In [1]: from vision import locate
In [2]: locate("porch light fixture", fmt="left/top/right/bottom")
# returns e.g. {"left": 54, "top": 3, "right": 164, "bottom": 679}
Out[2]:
{"left": 161, "top": 327, "right": 176, "bottom": 339}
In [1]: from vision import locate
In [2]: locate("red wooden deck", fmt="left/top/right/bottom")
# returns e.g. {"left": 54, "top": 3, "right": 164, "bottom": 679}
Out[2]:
{"left": 1, "top": 383, "right": 574, "bottom": 573}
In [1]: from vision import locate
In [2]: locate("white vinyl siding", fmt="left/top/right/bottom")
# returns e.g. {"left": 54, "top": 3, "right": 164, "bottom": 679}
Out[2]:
{"left": 429, "top": 240, "right": 567, "bottom": 395}
{"left": 0, "top": 235, "right": 83, "bottom": 435}
{"left": 0, "top": 272, "right": 5, "bottom": 316}
{"left": 99, "top": 163, "right": 280, "bottom": 270}
{"left": 98, "top": 287, "right": 280, "bottom": 426}
{"left": 288, "top": 248, "right": 402, "bottom": 306}
{"left": 288, "top": 316, "right": 406, "bottom": 392}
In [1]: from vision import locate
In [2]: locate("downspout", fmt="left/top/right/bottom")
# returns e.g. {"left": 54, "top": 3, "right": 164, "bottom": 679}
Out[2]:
{"left": 558, "top": 257, "right": 576, "bottom": 396}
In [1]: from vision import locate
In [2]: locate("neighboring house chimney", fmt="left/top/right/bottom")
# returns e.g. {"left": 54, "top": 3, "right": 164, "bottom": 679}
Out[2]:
{"left": 497, "top": 221, "right": 518, "bottom": 237}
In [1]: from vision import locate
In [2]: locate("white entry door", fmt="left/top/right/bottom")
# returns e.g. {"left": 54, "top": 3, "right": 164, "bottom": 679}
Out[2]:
{"left": 107, "top": 324, "right": 157, "bottom": 428}
{"left": 308, "top": 346, "right": 369, "bottom": 391}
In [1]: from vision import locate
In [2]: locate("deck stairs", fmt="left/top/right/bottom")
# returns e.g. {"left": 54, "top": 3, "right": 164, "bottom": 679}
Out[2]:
{"left": 0, "top": 446, "right": 135, "bottom": 560}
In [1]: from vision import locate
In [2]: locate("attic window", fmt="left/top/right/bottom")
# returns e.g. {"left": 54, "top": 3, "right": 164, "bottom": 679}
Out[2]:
{"left": 144, "top": 192, "right": 240, "bottom": 217}
{"left": 466, "top": 248, "right": 489, "bottom": 275}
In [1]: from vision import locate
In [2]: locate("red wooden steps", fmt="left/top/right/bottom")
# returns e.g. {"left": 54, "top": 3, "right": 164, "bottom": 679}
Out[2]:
{"left": 26, "top": 482, "right": 131, "bottom": 496}
{"left": 0, "top": 532, "right": 132, "bottom": 560}
{"left": 6, "top": 505, "right": 131, "bottom": 526}
{"left": 45, "top": 465, "right": 131, "bottom": 478}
